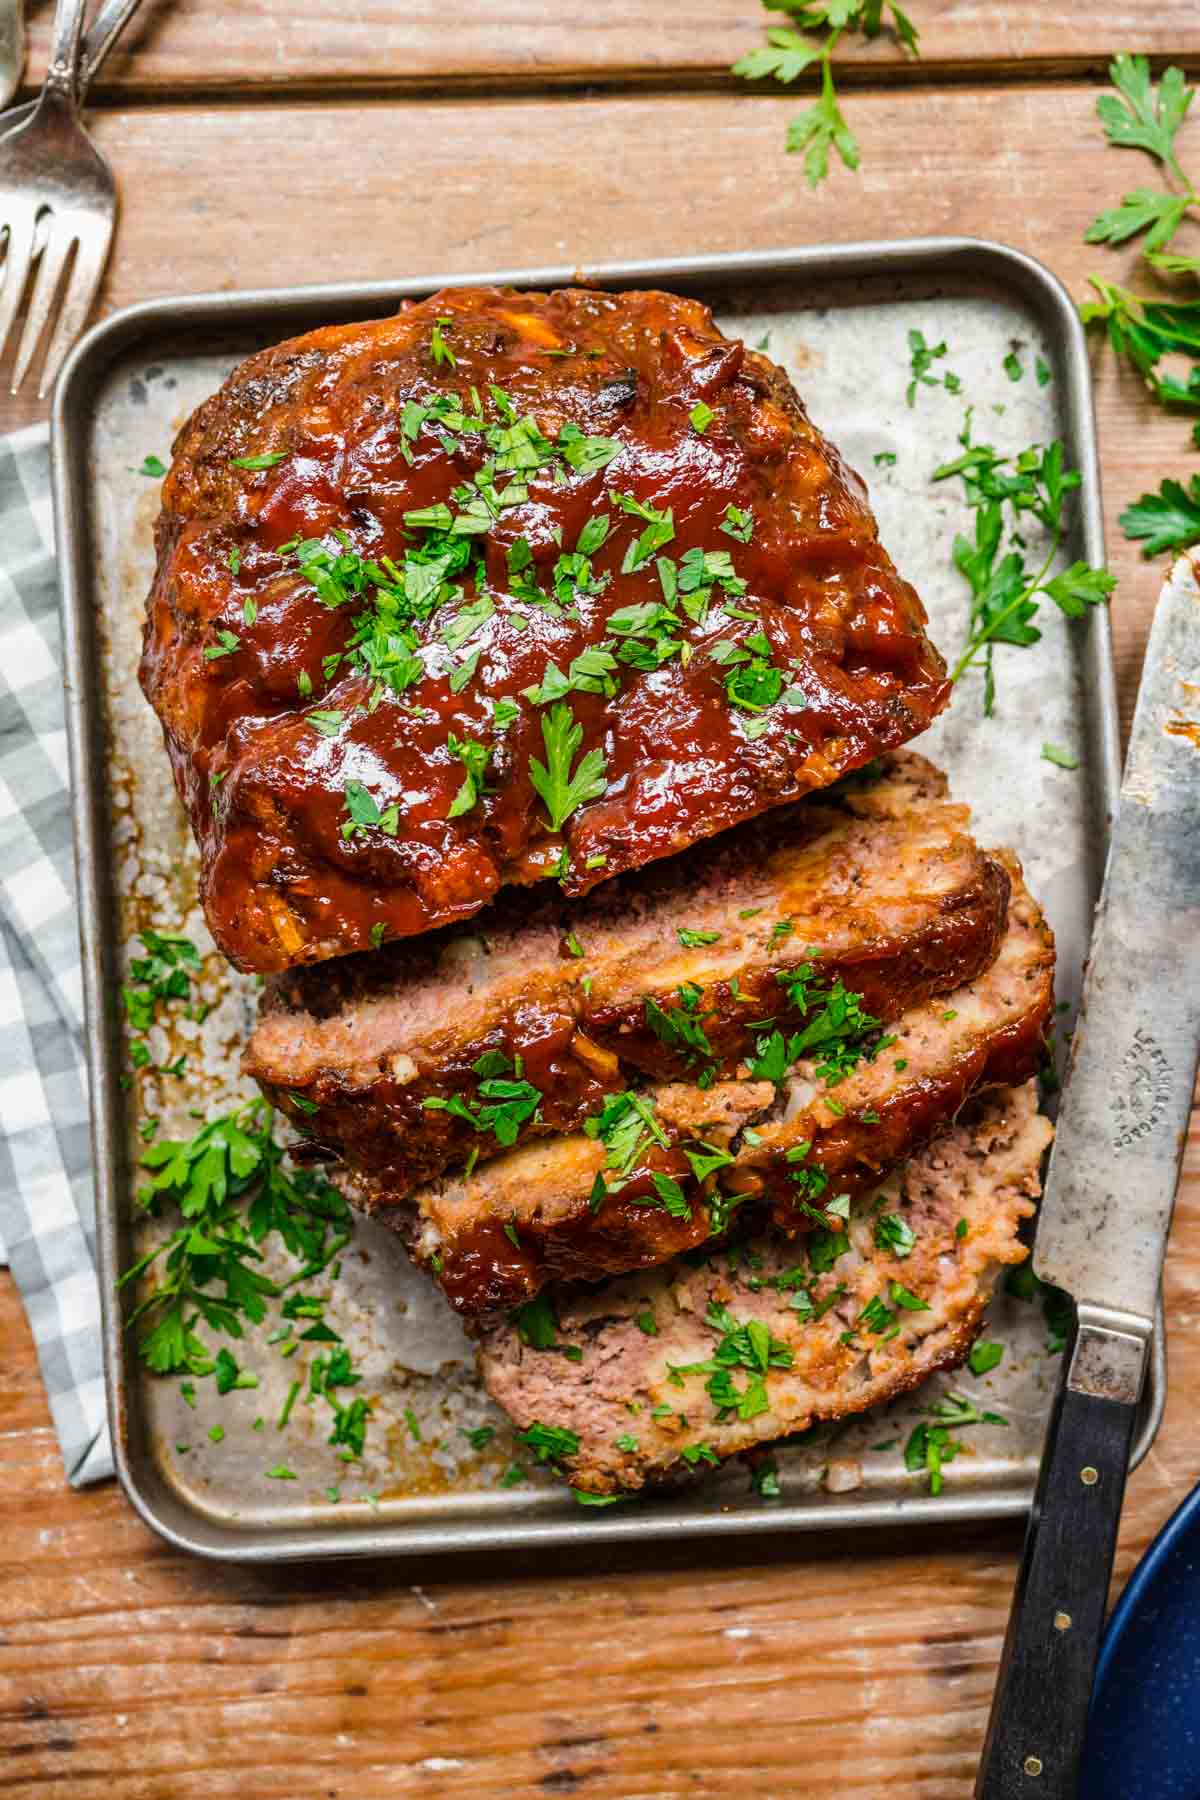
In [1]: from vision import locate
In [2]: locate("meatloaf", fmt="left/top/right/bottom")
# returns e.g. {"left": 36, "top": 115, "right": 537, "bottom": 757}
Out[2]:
{"left": 141, "top": 285, "right": 949, "bottom": 974}
{"left": 247, "top": 752, "right": 1010, "bottom": 1197}
{"left": 478, "top": 1081, "right": 1052, "bottom": 1495}
{"left": 336, "top": 853, "right": 1054, "bottom": 1318}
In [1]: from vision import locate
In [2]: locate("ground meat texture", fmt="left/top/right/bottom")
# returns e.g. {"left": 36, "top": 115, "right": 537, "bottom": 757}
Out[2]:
{"left": 246, "top": 751, "right": 1009, "bottom": 1198}
{"left": 141, "top": 285, "right": 949, "bottom": 974}
{"left": 334, "top": 852, "right": 1053, "bottom": 1319}
{"left": 477, "top": 1082, "right": 1052, "bottom": 1496}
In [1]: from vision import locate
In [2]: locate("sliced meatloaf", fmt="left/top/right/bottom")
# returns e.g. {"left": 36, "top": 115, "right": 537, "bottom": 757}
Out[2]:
{"left": 247, "top": 752, "right": 1009, "bottom": 1197}
{"left": 478, "top": 1081, "right": 1052, "bottom": 1495}
{"left": 141, "top": 284, "right": 948, "bottom": 974}
{"left": 337, "top": 855, "right": 1053, "bottom": 1318}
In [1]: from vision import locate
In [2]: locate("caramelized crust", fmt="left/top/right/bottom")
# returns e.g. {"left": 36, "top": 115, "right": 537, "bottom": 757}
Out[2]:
{"left": 247, "top": 752, "right": 1009, "bottom": 1197}
{"left": 338, "top": 853, "right": 1054, "bottom": 1319}
{"left": 142, "top": 285, "right": 948, "bottom": 974}
{"left": 478, "top": 1083, "right": 1052, "bottom": 1495}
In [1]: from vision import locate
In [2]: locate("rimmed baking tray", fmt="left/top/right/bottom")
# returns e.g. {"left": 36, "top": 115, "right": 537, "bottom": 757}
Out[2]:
{"left": 52, "top": 236, "right": 1165, "bottom": 1563}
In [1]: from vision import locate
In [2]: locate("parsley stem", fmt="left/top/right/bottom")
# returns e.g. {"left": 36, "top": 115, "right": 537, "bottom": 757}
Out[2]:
{"left": 950, "top": 527, "right": 1062, "bottom": 684}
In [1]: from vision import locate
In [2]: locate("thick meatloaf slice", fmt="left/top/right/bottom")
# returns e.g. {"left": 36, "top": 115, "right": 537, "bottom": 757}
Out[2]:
{"left": 478, "top": 1081, "right": 1052, "bottom": 1496}
{"left": 141, "top": 284, "right": 949, "bottom": 974}
{"left": 338, "top": 857, "right": 1053, "bottom": 1318}
{"left": 247, "top": 752, "right": 1009, "bottom": 1197}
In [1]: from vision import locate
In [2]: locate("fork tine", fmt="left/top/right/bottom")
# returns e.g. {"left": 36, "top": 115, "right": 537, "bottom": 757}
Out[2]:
{"left": 10, "top": 222, "right": 73, "bottom": 394}
{"left": 37, "top": 213, "right": 110, "bottom": 398}
{"left": 0, "top": 207, "right": 38, "bottom": 370}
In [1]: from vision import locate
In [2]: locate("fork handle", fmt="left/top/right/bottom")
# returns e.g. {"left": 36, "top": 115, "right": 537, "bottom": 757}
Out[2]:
{"left": 43, "top": 0, "right": 88, "bottom": 104}
{"left": 79, "top": 0, "right": 144, "bottom": 94}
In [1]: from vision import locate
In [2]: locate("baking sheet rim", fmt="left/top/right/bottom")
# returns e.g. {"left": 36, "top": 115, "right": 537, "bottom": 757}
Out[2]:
{"left": 51, "top": 232, "right": 1165, "bottom": 1564}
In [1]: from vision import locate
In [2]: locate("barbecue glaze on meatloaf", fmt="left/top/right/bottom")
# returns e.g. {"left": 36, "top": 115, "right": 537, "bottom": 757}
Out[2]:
{"left": 478, "top": 1081, "right": 1052, "bottom": 1496}
{"left": 247, "top": 753, "right": 1009, "bottom": 1198}
{"left": 334, "top": 850, "right": 1053, "bottom": 1319}
{"left": 141, "top": 285, "right": 949, "bottom": 974}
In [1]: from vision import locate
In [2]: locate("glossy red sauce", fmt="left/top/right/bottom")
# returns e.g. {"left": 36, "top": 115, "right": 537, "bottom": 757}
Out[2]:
{"left": 142, "top": 286, "right": 948, "bottom": 973}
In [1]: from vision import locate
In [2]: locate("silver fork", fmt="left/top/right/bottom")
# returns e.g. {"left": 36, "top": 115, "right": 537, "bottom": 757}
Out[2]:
{"left": 0, "top": 0, "right": 146, "bottom": 141}
{"left": 0, "top": 0, "right": 115, "bottom": 397}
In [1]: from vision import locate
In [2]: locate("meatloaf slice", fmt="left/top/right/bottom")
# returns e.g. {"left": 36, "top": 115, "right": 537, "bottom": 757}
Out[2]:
{"left": 478, "top": 1081, "right": 1052, "bottom": 1496}
{"left": 339, "top": 857, "right": 1053, "bottom": 1318}
{"left": 141, "top": 284, "right": 948, "bottom": 974}
{"left": 247, "top": 751, "right": 1009, "bottom": 1198}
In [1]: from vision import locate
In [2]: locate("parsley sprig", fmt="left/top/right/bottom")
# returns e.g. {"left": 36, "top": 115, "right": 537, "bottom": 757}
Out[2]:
{"left": 731, "top": 2, "right": 920, "bottom": 189}
{"left": 932, "top": 422, "right": 1114, "bottom": 712}
{"left": 1080, "top": 57, "right": 1200, "bottom": 553}
{"left": 120, "top": 1099, "right": 354, "bottom": 1381}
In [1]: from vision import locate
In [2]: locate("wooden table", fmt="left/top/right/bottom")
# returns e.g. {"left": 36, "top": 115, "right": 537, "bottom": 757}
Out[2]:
{"left": 4, "top": 6, "right": 1200, "bottom": 1793}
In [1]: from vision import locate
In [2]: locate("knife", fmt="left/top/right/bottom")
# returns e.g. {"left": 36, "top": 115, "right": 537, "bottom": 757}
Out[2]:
{"left": 976, "top": 555, "right": 1200, "bottom": 1799}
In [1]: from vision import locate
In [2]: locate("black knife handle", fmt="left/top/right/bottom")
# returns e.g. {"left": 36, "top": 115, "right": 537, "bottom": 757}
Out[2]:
{"left": 975, "top": 1380, "right": 1139, "bottom": 1799}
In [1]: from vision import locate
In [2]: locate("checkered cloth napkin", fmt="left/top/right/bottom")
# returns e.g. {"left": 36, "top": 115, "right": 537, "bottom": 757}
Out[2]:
{"left": 0, "top": 422, "right": 113, "bottom": 1486}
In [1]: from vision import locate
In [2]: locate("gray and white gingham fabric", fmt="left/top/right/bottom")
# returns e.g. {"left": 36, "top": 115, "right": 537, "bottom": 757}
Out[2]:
{"left": 0, "top": 422, "right": 113, "bottom": 1486}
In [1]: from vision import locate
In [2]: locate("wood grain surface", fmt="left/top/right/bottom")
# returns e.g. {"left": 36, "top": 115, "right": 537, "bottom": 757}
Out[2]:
{"left": 4, "top": 24, "right": 1200, "bottom": 1799}
{"left": 17, "top": 0, "right": 1200, "bottom": 94}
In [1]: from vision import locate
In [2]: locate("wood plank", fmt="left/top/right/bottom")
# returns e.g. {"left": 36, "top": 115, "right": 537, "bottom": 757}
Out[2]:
{"left": 16, "top": 0, "right": 1200, "bottom": 98}
{"left": 5, "top": 81, "right": 1200, "bottom": 1799}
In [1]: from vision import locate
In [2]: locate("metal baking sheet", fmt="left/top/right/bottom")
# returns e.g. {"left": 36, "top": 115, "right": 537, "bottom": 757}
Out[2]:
{"left": 52, "top": 237, "right": 1165, "bottom": 1563}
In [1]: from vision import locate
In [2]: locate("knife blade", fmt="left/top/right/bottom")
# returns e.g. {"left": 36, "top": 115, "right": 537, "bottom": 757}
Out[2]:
{"left": 977, "top": 554, "right": 1200, "bottom": 1800}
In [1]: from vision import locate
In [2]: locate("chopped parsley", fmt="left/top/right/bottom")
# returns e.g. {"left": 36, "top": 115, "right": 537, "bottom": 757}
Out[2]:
{"left": 719, "top": 503, "right": 754, "bottom": 543}
{"left": 514, "top": 1292, "right": 558, "bottom": 1350}
{"left": 229, "top": 452, "right": 287, "bottom": 471}
{"left": 340, "top": 779, "right": 400, "bottom": 840}
{"left": 677, "top": 926, "right": 721, "bottom": 948}
{"left": 968, "top": 1341, "right": 1004, "bottom": 1376}
{"left": 874, "top": 1212, "right": 916, "bottom": 1258}
{"left": 203, "top": 629, "right": 241, "bottom": 662}
{"left": 516, "top": 1421, "right": 580, "bottom": 1466}
{"left": 446, "top": 734, "right": 490, "bottom": 818}
{"left": 644, "top": 985, "right": 715, "bottom": 1078}
{"left": 666, "top": 1302, "right": 793, "bottom": 1423}
{"left": 611, "top": 490, "right": 676, "bottom": 570}
{"left": 429, "top": 315, "right": 458, "bottom": 369}
{"left": 423, "top": 1056, "right": 543, "bottom": 1149}
{"left": 907, "top": 330, "right": 959, "bottom": 406}
{"left": 583, "top": 1089, "right": 670, "bottom": 1181}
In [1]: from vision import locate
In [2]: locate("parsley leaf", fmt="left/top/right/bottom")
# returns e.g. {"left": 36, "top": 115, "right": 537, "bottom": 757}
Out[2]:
{"left": 229, "top": 452, "right": 287, "bottom": 471}
{"left": 446, "top": 734, "right": 490, "bottom": 818}
{"left": 1085, "top": 187, "right": 1192, "bottom": 252}
{"left": 527, "top": 701, "right": 608, "bottom": 834}
{"left": 1096, "top": 54, "right": 1193, "bottom": 183}
{"left": 1118, "top": 475, "right": 1200, "bottom": 555}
